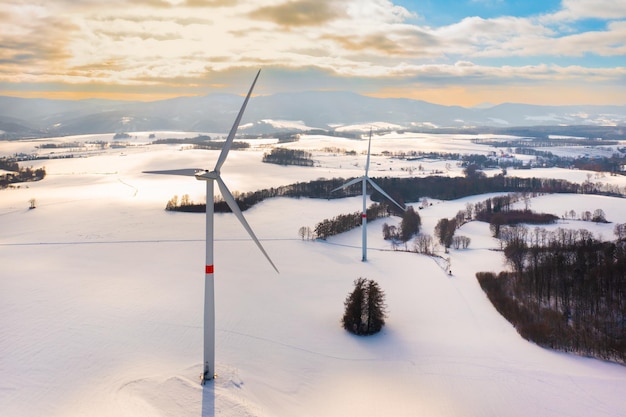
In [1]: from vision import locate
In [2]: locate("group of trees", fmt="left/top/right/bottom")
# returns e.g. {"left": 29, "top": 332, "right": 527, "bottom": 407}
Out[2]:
{"left": 163, "top": 172, "right": 626, "bottom": 217}
{"left": 431, "top": 217, "right": 472, "bottom": 252}
{"left": 434, "top": 218, "right": 459, "bottom": 249}
{"left": 470, "top": 193, "right": 611, "bottom": 240}
{"left": 514, "top": 147, "right": 625, "bottom": 175}
{"left": 194, "top": 141, "right": 250, "bottom": 151}
{"left": 0, "top": 158, "right": 46, "bottom": 188}
{"left": 412, "top": 234, "right": 437, "bottom": 255}
{"left": 477, "top": 224, "right": 626, "bottom": 364}
{"left": 311, "top": 201, "right": 424, "bottom": 248}
{"left": 152, "top": 135, "right": 250, "bottom": 151}
{"left": 429, "top": 191, "right": 604, "bottom": 253}
{"left": 468, "top": 135, "right": 626, "bottom": 174}
{"left": 37, "top": 141, "right": 83, "bottom": 149}
{"left": 369, "top": 175, "right": 590, "bottom": 204}
{"left": 410, "top": 192, "right": 556, "bottom": 256}
{"left": 382, "top": 206, "right": 421, "bottom": 242}
{"left": 342, "top": 277, "right": 387, "bottom": 336}
{"left": 165, "top": 194, "right": 205, "bottom": 212}
{"left": 314, "top": 203, "right": 389, "bottom": 240}
{"left": 163, "top": 177, "right": 366, "bottom": 214}
{"left": 262, "top": 148, "right": 314, "bottom": 166}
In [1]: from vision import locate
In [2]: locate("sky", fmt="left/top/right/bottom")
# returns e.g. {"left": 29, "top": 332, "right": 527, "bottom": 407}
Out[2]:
{"left": 0, "top": 0, "right": 625, "bottom": 106}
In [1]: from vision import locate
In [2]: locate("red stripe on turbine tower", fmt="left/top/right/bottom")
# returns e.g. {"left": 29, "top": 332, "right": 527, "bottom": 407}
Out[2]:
{"left": 206, "top": 265, "right": 214, "bottom": 274}
{"left": 362, "top": 213, "right": 367, "bottom": 218}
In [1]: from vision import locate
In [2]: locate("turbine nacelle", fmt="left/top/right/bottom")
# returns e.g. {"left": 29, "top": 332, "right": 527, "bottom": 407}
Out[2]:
{"left": 195, "top": 170, "right": 219, "bottom": 181}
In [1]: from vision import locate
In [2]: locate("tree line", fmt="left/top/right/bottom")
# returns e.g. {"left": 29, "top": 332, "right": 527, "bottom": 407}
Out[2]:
{"left": 477, "top": 229, "right": 626, "bottom": 363}
{"left": 434, "top": 191, "right": 626, "bottom": 364}
{"left": 314, "top": 203, "right": 390, "bottom": 240}
{"left": 312, "top": 204, "right": 423, "bottom": 244}
{"left": 165, "top": 194, "right": 205, "bottom": 212}
{"left": 164, "top": 174, "right": 624, "bottom": 214}
{"left": 152, "top": 135, "right": 250, "bottom": 151}
{"left": 0, "top": 158, "right": 46, "bottom": 188}
{"left": 262, "top": 148, "right": 314, "bottom": 166}
{"left": 477, "top": 224, "right": 626, "bottom": 364}
{"left": 369, "top": 175, "right": 594, "bottom": 203}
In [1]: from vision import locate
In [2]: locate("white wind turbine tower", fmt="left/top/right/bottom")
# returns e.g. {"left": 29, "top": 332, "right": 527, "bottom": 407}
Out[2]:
{"left": 332, "top": 129, "right": 405, "bottom": 261}
{"left": 145, "top": 69, "right": 278, "bottom": 384}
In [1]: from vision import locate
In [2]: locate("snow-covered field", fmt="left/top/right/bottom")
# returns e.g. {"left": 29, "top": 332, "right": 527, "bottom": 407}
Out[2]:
{"left": 2, "top": 133, "right": 626, "bottom": 417}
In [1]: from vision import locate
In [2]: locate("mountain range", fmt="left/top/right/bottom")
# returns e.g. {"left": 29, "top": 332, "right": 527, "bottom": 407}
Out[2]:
{"left": 1, "top": 92, "right": 625, "bottom": 139}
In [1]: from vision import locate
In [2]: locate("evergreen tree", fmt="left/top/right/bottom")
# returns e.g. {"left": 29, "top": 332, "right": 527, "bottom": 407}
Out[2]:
{"left": 399, "top": 206, "right": 421, "bottom": 241}
{"left": 342, "top": 278, "right": 366, "bottom": 334}
{"left": 342, "top": 278, "right": 387, "bottom": 336}
{"left": 365, "top": 279, "right": 387, "bottom": 334}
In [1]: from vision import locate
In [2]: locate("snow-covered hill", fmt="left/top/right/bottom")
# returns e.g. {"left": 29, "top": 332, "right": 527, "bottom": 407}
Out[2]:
{"left": 1, "top": 133, "right": 626, "bottom": 416}
{"left": 1, "top": 93, "right": 625, "bottom": 138}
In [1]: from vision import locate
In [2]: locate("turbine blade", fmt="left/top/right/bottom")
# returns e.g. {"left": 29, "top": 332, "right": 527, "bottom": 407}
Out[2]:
{"left": 143, "top": 168, "right": 202, "bottom": 176}
{"left": 331, "top": 177, "right": 363, "bottom": 193}
{"left": 367, "top": 178, "right": 405, "bottom": 211}
{"left": 365, "top": 128, "right": 372, "bottom": 177}
{"left": 216, "top": 176, "right": 279, "bottom": 273}
{"left": 214, "top": 69, "right": 261, "bottom": 172}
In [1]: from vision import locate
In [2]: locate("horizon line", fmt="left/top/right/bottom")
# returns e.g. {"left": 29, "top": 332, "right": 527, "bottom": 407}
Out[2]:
{"left": 1, "top": 91, "right": 625, "bottom": 109}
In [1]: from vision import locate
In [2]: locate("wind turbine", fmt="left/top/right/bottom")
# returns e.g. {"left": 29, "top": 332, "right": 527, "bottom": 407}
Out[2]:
{"left": 332, "top": 129, "right": 405, "bottom": 261}
{"left": 145, "top": 69, "right": 278, "bottom": 384}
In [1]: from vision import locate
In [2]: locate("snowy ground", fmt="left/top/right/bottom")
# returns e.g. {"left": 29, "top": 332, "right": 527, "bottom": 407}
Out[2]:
{"left": 2, "top": 132, "right": 626, "bottom": 417}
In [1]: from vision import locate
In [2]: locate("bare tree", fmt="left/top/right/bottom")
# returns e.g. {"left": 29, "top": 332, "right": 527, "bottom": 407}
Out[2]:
{"left": 166, "top": 195, "right": 179, "bottom": 210}
{"left": 452, "top": 235, "right": 471, "bottom": 249}
{"left": 465, "top": 202, "right": 474, "bottom": 220}
{"left": 523, "top": 193, "right": 532, "bottom": 211}
{"left": 413, "top": 234, "right": 435, "bottom": 255}
{"left": 592, "top": 208, "right": 607, "bottom": 223}
{"left": 581, "top": 210, "right": 592, "bottom": 221}
{"left": 298, "top": 226, "right": 310, "bottom": 240}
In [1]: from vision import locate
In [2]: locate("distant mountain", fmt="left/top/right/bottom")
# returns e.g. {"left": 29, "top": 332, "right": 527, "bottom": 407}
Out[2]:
{"left": 0, "top": 115, "right": 41, "bottom": 139}
{"left": 0, "top": 92, "right": 624, "bottom": 139}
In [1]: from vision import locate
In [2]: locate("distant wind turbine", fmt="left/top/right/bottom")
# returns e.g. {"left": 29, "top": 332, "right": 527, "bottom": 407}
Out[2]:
{"left": 144, "top": 69, "right": 278, "bottom": 384}
{"left": 332, "top": 129, "right": 405, "bottom": 261}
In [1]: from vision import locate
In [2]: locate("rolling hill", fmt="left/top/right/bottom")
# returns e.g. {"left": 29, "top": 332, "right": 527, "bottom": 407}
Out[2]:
{"left": 1, "top": 93, "right": 625, "bottom": 139}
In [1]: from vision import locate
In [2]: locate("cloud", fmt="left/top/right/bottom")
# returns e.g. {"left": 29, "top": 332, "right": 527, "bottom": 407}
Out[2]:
{"left": 432, "top": 16, "right": 555, "bottom": 57}
{"left": 49, "top": 0, "right": 240, "bottom": 8}
{"left": 183, "top": 0, "right": 240, "bottom": 6}
{"left": 547, "top": 21, "right": 626, "bottom": 57}
{"left": 321, "top": 27, "right": 437, "bottom": 57}
{"left": 0, "top": 0, "right": 624, "bottom": 105}
{"left": 248, "top": 0, "right": 348, "bottom": 27}
{"left": 0, "top": 3, "right": 77, "bottom": 77}
{"left": 551, "top": 0, "right": 626, "bottom": 21}
{"left": 428, "top": 13, "right": 626, "bottom": 60}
